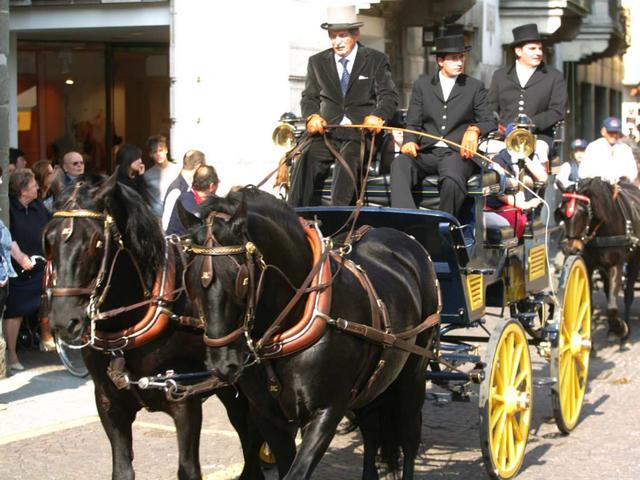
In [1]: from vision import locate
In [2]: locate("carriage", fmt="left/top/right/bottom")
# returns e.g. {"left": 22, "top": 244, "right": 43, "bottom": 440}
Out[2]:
{"left": 41, "top": 117, "right": 592, "bottom": 479}
{"left": 274, "top": 118, "right": 592, "bottom": 479}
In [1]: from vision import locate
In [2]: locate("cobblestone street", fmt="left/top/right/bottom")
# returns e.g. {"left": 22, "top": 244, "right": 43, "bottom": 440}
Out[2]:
{"left": 1, "top": 295, "right": 639, "bottom": 479}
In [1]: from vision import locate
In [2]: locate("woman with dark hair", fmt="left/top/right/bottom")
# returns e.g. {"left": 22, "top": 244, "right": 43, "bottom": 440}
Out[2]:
{"left": 115, "top": 144, "right": 148, "bottom": 201}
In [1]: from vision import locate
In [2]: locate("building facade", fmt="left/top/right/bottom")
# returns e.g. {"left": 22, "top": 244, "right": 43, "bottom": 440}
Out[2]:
{"left": 2, "top": 0, "right": 632, "bottom": 199}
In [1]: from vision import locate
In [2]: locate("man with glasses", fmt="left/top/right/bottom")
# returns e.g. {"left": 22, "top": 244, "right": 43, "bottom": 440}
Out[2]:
{"left": 61, "top": 151, "right": 85, "bottom": 185}
{"left": 390, "top": 34, "right": 495, "bottom": 217}
{"left": 579, "top": 117, "right": 637, "bottom": 183}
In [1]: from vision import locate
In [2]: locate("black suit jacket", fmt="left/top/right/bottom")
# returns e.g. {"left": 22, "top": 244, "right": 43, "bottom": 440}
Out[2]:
{"left": 487, "top": 62, "right": 566, "bottom": 142}
{"left": 300, "top": 45, "right": 399, "bottom": 140}
{"left": 404, "top": 73, "right": 496, "bottom": 148}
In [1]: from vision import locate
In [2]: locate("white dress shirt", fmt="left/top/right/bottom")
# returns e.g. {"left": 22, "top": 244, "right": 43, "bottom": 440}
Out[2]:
{"left": 335, "top": 44, "right": 359, "bottom": 125}
{"left": 434, "top": 72, "right": 459, "bottom": 148}
{"left": 515, "top": 61, "right": 536, "bottom": 88}
{"left": 578, "top": 137, "right": 638, "bottom": 183}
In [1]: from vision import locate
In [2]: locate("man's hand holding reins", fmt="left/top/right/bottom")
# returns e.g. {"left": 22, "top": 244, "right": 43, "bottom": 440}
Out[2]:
{"left": 460, "top": 125, "right": 480, "bottom": 159}
{"left": 306, "top": 114, "right": 327, "bottom": 135}
{"left": 363, "top": 115, "right": 384, "bottom": 134}
{"left": 401, "top": 142, "right": 419, "bottom": 158}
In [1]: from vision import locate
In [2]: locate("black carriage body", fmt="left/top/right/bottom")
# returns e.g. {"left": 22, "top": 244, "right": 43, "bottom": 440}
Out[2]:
{"left": 298, "top": 171, "right": 552, "bottom": 327}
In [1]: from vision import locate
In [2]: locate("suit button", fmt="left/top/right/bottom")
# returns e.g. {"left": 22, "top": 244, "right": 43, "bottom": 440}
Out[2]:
{"left": 441, "top": 126, "right": 446, "bottom": 130}
{"left": 443, "top": 115, "right": 447, "bottom": 119}
{"left": 443, "top": 105, "right": 448, "bottom": 109}
{"left": 519, "top": 100, "right": 524, "bottom": 105}
{"left": 518, "top": 106, "right": 524, "bottom": 111}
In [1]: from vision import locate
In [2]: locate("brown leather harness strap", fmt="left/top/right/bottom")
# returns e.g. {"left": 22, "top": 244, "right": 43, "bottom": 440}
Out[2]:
{"left": 332, "top": 312, "right": 441, "bottom": 360}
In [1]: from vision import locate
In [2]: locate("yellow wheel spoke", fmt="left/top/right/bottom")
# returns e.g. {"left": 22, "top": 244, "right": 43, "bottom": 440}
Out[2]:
{"left": 491, "top": 403, "right": 505, "bottom": 430}
{"left": 510, "top": 415, "right": 523, "bottom": 442}
{"left": 507, "top": 417, "right": 515, "bottom": 468}
{"left": 510, "top": 342, "right": 524, "bottom": 386}
{"left": 577, "top": 302, "right": 590, "bottom": 333}
{"left": 514, "top": 369, "right": 528, "bottom": 389}
{"left": 560, "top": 343, "right": 571, "bottom": 355}
{"left": 494, "top": 366, "right": 504, "bottom": 391}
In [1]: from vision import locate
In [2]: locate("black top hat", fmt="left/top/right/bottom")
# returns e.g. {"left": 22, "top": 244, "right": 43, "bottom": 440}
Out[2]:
{"left": 511, "top": 24, "right": 543, "bottom": 47}
{"left": 431, "top": 35, "right": 471, "bottom": 55}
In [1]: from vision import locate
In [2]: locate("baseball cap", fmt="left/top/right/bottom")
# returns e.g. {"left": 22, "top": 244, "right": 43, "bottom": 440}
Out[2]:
{"left": 570, "top": 138, "right": 588, "bottom": 150}
{"left": 602, "top": 116, "right": 622, "bottom": 133}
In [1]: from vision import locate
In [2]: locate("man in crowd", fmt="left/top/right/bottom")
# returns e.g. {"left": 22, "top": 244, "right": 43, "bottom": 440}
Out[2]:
{"left": 144, "top": 134, "right": 179, "bottom": 220}
{"left": 579, "top": 117, "right": 637, "bottom": 183}
{"left": 166, "top": 165, "right": 219, "bottom": 236}
{"left": 488, "top": 23, "right": 566, "bottom": 166}
{"left": 9, "top": 148, "right": 27, "bottom": 174}
{"left": 162, "top": 149, "right": 205, "bottom": 230}
{"left": 61, "top": 151, "right": 85, "bottom": 186}
{"left": 390, "top": 35, "right": 495, "bottom": 217}
{"left": 288, "top": 4, "right": 398, "bottom": 207}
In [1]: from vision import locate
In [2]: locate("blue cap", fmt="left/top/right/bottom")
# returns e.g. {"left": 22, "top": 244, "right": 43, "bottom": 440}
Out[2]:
{"left": 571, "top": 138, "right": 588, "bottom": 150}
{"left": 602, "top": 116, "right": 622, "bottom": 133}
{"left": 505, "top": 123, "right": 516, "bottom": 136}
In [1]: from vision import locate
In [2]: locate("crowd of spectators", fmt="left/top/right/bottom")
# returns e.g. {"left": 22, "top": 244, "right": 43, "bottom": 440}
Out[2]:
{"left": 1, "top": 136, "right": 219, "bottom": 374}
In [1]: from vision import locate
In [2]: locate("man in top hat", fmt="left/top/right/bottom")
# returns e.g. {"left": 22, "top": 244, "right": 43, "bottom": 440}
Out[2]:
{"left": 390, "top": 35, "right": 495, "bottom": 217}
{"left": 487, "top": 23, "right": 566, "bottom": 165}
{"left": 579, "top": 117, "right": 637, "bottom": 184}
{"left": 287, "top": 5, "right": 399, "bottom": 207}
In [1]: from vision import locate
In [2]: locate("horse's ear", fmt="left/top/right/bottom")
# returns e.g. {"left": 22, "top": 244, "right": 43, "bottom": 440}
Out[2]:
{"left": 229, "top": 191, "right": 248, "bottom": 236}
{"left": 93, "top": 169, "right": 118, "bottom": 208}
{"left": 177, "top": 200, "right": 201, "bottom": 231}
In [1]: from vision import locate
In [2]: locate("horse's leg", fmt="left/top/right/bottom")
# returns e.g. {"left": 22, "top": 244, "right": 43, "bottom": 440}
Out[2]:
{"left": 167, "top": 396, "right": 203, "bottom": 480}
{"left": 216, "top": 387, "right": 265, "bottom": 480}
{"left": 606, "top": 265, "right": 628, "bottom": 339}
{"left": 283, "top": 408, "right": 344, "bottom": 480}
{"left": 94, "top": 387, "right": 138, "bottom": 480}
{"left": 252, "top": 410, "right": 297, "bottom": 479}
{"left": 622, "top": 255, "right": 639, "bottom": 342}
{"left": 355, "top": 408, "right": 381, "bottom": 480}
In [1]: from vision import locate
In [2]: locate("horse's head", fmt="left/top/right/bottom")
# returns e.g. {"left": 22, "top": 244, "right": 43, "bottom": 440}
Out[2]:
{"left": 556, "top": 189, "right": 592, "bottom": 254}
{"left": 179, "top": 190, "right": 253, "bottom": 383}
{"left": 179, "top": 187, "right": 311, "bottom": 383}
{"left": 556, "top": 177, "right": 618, "bottom": 253}
{"left": 43, "top": 172, "right": 164, "bottom": 343}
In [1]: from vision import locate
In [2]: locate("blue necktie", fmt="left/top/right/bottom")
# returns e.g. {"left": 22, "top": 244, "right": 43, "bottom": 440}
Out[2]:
{"left": 339, "top": 58, "right": 350, "bottom": 96}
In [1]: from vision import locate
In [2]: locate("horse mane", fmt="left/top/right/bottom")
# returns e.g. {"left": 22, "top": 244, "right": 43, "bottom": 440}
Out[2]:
{"left": 579, "top": 177, "right": 615, "bottom": 222}
{"left": 197, "top": 186, "right": 306, "bottom": 244}
{"left": 53, "top": 175, "right": 165, "bottom": 279}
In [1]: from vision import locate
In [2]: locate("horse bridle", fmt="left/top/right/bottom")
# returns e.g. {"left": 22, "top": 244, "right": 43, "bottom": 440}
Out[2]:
{"left": 46, "top": 207, "right": 151, "bottom": 332}
{"left": 181, "top": 211, "right": 262, "bottom": 363}
{"left": 561, "top": 192, "right": 597, "bottom": 243}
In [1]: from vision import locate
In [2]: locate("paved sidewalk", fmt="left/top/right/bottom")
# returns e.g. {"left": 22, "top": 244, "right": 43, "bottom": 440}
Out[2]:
{"left": 1, "top": 299, "right": 639, "bottom": 479}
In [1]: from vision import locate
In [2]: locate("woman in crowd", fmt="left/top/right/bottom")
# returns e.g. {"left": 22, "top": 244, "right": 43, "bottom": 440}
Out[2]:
{"left": 2, "top": 168, "right": 52, "bottom": 371}
{"left": 115, "top": 143, "right": 148, "bottom": 202}
{"left": 32, "top": 159, "right": 55, "bottom": 211}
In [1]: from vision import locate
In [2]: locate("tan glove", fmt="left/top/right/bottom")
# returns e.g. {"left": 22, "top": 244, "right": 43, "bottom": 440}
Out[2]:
{"left": 306, "top": 114, "right": 326, "bottom": 135}
{"left": 363, "top": 115, "right": 384, "bottom": 134}
{"left": 460, "top": 125, "right": 480, "bottom": 159}
{"left": 400, "top": 142, "right": 419, "bottom": 157}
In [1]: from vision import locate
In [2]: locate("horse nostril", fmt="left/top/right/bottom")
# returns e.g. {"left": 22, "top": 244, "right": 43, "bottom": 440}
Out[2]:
{"left": 67, "top": 318, "right": 81, "bottom": 333}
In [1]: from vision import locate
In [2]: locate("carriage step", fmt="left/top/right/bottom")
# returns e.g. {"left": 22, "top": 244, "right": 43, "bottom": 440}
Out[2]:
{"left": 439, "top": 352, "right": 482, "bottom": 364}
{"left": 426, "top": 392, "right": 452, "bottom": 405}
{"left": 534, "top": 376, "right": 556, "bottom": 386}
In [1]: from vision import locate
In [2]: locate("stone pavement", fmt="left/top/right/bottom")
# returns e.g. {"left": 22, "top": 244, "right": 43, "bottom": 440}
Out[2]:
{"left": 1, "top": 297, "right": 639, "bottom": 479}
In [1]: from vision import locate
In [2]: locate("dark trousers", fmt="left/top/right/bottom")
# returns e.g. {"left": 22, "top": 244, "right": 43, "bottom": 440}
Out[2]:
{"left": 288, "top": 136, "right": 363, "bottom": 207}
{"left": 390, "top": 147, "right": 477, "bottom": 217}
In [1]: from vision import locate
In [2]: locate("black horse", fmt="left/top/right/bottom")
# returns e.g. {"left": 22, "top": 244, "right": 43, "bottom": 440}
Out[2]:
{"left": 43, "top": 174, "right": 264, "bottom": 480}
{"left": 179, "top": 187, "right": 440, "bottom": 479}
{"left": 556, "top": 177, "right": 640, "bottom": 341}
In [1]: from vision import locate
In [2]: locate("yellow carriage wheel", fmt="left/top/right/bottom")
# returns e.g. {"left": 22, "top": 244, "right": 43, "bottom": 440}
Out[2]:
{"left": 551, "top": 255, "right": 591, "bottom": 433}
{"left": 259, "top": 441, "right": 276, "bottom": 466}
{"left": 479, "top": 318, "right": 532, "bottom": 480}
